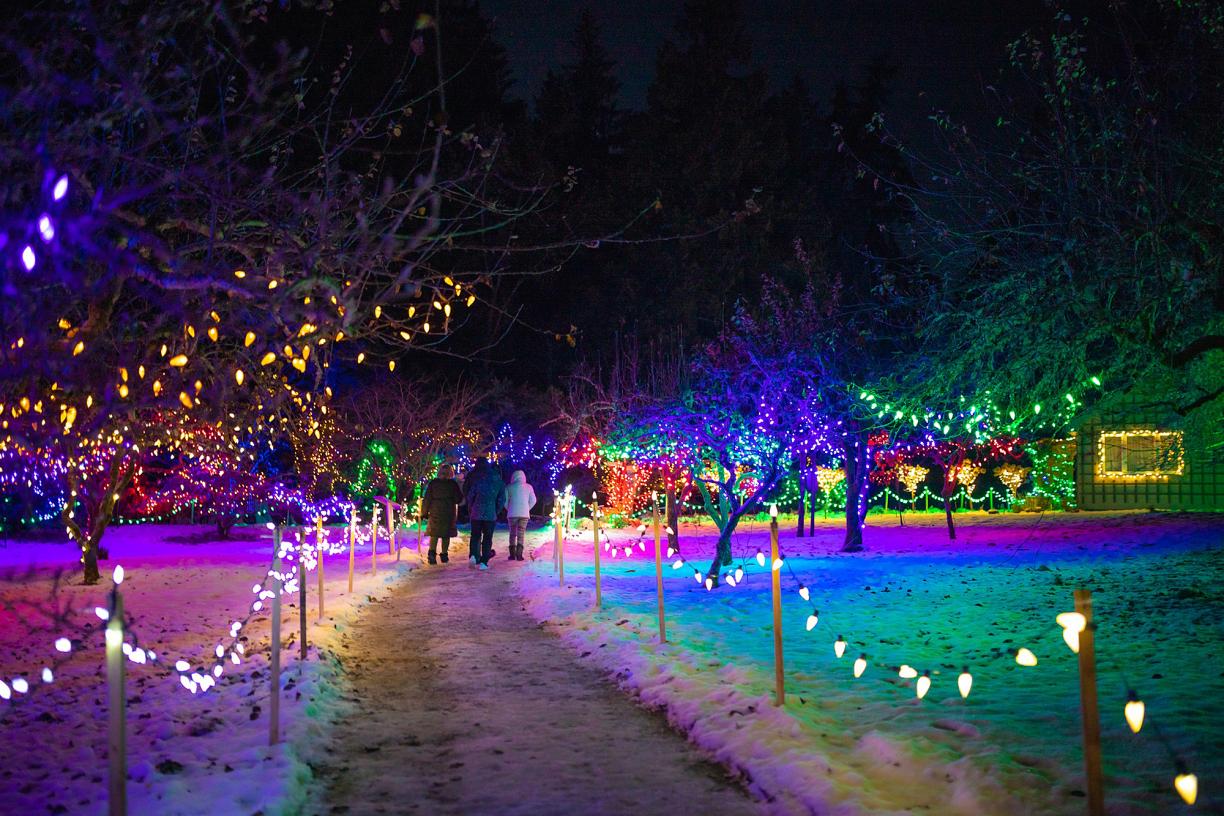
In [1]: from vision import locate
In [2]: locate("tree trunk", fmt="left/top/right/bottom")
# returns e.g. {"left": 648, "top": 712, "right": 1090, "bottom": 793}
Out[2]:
{"left": 841, "top": 433, "right": 869, "bottom": 552}
{"left": 82, "top": 530, "right": 101, "bottom": 584}
{"left": 796, "top": 480, "right": 806, "bottom": 538}
{"left": 666, "top": 484, "right": 680, "bottom": 555}
{"left": 943, "top": 495, "right": 956, "bottom": 540}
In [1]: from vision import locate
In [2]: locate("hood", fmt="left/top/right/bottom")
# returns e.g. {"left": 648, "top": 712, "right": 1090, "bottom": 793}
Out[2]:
{"left": 511, "top": 470, "right": 527, "bottom": 484}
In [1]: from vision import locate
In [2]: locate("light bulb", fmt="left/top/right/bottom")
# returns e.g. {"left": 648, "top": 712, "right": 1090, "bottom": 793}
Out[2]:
{"left": 693, "top": 570, "right": 702, "bottom": 584}
{"left": 1056, "top": 611, "right": 1086, "bottom": 654}
{"left": 755, "top": 550, "right": 765, "bottom": 567}
{"left": 769, "top": 503, "right": 778, "bottom": 518}
{"left": 54, "top": 638, "right": 71, "bottom": 653}
{"left": 798, "top": 586, "right": 809, "bottom": 601}
{"left": 1174, "top": 769, "right": 1197, "bottom": 805}
{"left": 772, "top": 557, "right": 784, "bottom": 571}
{"left": 735, "top": 567, "right": 745, "bottom": 583}
{"left": 725, "top": 574, "right": 737, "bottom": 587}
{"left": 916, "top": 671, "right": 931, "bottom": 699}
{"left": 854, "top": 655, "right": 867, "bottom": 678}
{"left": 805, "top": 613, "right": 818, "bottom": 631}
{"left": 112, "top": 565, "right": 124, "bottom": 584}
{"left": 1124, "top": 692, "right": 1145, "bottom": 734}
{"left": 958, "top": 668, "right": 973, "bottom": 698}
{"left": 898, "top": 664, "right": 918, "bottom": 679}
{"left": 672, "top": 559, "right": 683, "bottom": 569}
{"left": 834, "top": 637, "right": 846, "bottom": 658}
{"left": 1015, "top": 648, "right": 1038, "bottom": 667}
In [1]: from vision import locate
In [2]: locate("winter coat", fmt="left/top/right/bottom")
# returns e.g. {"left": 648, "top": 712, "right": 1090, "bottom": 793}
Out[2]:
{"left": 422, "top": 478, "right": 462, "bottom": 537}
{"left": 464, "top": 464, "right": 507, "bottom": 522}
{"left": 504, "top": 470, "right": 537, "bottom": 519}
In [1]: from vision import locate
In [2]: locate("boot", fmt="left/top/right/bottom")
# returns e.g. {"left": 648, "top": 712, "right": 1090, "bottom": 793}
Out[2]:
{"left": 427, "top": 551, "right": 437, "bottom": 566}
{"left": 515, "top": 545, "right": 525, "bottom": 561}
{"left": 440, "top": 551, "right": 449, "bottom": 564}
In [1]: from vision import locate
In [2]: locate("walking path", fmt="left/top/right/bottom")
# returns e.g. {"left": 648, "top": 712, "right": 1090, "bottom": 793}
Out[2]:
{"left": 311, "top": 554, "right": 764, "bottom": 816}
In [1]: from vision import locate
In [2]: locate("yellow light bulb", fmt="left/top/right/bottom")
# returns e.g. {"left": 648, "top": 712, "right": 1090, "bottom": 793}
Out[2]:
{"left": 1124, "top": 694, "right": 1145, "bottom": 733}
{"left": 207, "top": 327, "right": 219, "bottom": 342}
{"left": 235, "top": 370, "right": 245, "bottom": 386}
{"left": 388, "top": 360, "right": 396, "bottom": 372}
{"left": 153, "top": 380, "right": 162, "bottom": 396}
{"left": 260, "top": 352, "right": 276, "bottom": 366}
{"left": 178, "top": 391, "right": 193, "bottom": 409}
{"left": 169, "top": 354, "right": 188, "bottom": 367}
{"left": 423, "top": 322, "right": 431, "bottom": 333}
{"left": 899, "top": 665, "right": 918, "bottom": 679}
{"left": 916, "top": 672, "right": 931, "bottom": 699}
{"left": 834, "top": 637, "right": 846, "bottom": 658}
{"left": 72, "top": 341, "right": 85, "bottom": 356}
{"left": 1056, "top": 611, "right": 1086, "bottom": 654}
{"left": 118, "top": 384, "right": 129, "bottom": 399}
{"left": 374, "top": 305, "right": 382, "bottom": 319}
{"left": 357, "top": 352, "right": 366, "bottom": 364}
{"left": 244, "top": 331, "right": 256, "bottom": 347}
{"left": 234, "top": 269, "right": 246, "bottom": 278}
{"left": 958, "top": 669, "right": 973, "bottom": 699}
{"left": 805, "top": 613, "right": 818, "bottom": 631}
{"left": 1015, "top": 648, "right": 1038, "bottom": 667}
{"left": 1174, "top": 771, "right": 1197, "bottom": 805}
{"left": 291, "top": 358, "right": 306, "bottom": 373}
{"left": 853, "top": 655, "right": 867, "bottom": 678}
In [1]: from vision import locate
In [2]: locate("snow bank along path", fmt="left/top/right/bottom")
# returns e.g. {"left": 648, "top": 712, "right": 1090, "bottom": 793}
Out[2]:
{"left": 310, "top": 555, "right": 765, "bottom": 816}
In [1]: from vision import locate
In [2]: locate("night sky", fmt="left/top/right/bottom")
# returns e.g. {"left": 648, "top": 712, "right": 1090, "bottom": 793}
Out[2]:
{"left": 482, "top": 0, "right": 1047, "bottom": 127}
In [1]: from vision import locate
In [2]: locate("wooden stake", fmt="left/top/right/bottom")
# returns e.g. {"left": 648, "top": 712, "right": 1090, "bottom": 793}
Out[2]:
{"left": 592, "top": 494, "right": 602, "bottom": 609}
{"left": 347, "top": 514, "right": 355, "bottom": 594}
{"left": 416, "top": 496, "right": 424, "bottom": 561}
{"left": 653, "top": 496, "right": 666, "bottom": 643}
{"left": 769, "top": 512, "right": 785, "bottom": 707}
{"left": 316, "top": 517, "right": 325, "bottom": 622}
{"left": 1074, "top": 589, "right": 1105, "bottom": 816}
{"left": 387, "top": 501, "right": 397, "bottom": 559}
{"left": 371, "top": 516, "right": 378, "bottom": 576}
{"left": 556, "top": 510, "right": 565, "bottom": 587}
{"left": 298, "top": 544, "right": 307, "bottom": 664}
{"left": 106, "top": 585, "right": 126, "bottom": 816}
{"left": 269, "top": 530, "right": 282, "bottom": 746}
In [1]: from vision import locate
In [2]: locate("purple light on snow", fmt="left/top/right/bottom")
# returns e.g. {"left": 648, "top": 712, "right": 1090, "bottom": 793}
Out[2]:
{"left": 38, "top": 215, "right": 54, "bottom": 242}
{"left": 53, "top": 175, "right": 69, "bottom": 201}
{"left": 21, "top": 245, "right": 36, "bottom": 271}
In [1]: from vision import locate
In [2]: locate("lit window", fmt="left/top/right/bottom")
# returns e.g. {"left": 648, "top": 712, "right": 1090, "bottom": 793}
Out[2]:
{"left": 1096, "top": 430, "right": 1184, "bottom": 479}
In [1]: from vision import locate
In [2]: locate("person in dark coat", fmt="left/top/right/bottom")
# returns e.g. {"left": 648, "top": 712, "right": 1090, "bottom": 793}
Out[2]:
{"left": 422, "top": 464, "right": 462, "bottom": 565}
{"left": 464, "top": 456, "right": 506, "bottom": 569}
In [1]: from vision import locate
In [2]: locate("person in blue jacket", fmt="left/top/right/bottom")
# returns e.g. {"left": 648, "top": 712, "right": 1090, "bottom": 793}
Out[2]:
{"left": 463, "top": 456, "right": 506, "bottom": 570}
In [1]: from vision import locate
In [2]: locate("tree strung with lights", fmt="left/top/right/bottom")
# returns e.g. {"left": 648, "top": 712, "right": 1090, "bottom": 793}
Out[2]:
{"left": 867, "top": 1, "right": 1224, "bottom": 449}
{"left": 636, "top": 296, "right": 834, "bottom": 584}
{"left": 1, "top": 3, "right": 633, "bottom": 582}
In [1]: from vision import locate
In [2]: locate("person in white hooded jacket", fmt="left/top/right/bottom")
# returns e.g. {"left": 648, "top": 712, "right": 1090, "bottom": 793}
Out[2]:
{"left": 503, "top": 470, "right": 537, "bottom": 561}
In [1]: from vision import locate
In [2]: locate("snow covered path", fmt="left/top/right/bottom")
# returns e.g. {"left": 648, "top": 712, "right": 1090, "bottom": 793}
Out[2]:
{"left": 310, "top": 556, "right": 764, "bottom": 816}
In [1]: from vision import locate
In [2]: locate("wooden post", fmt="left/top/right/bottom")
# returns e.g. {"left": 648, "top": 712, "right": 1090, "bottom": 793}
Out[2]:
{"left": 316, "top": 517, "right": 325, "bottom": 622}
{"left": 106, "top": 583, "right": 126, "bottom": 816}
{"left": 416, "top": 496, "right": 424, "bottom": 561}
{"left": 592, "top": 493, "right": 602, "bottom": 610}
{"left": 269, "top": 530, "right": 282, "bottom": 746}
{"left": 371, "top": 516, "right": 378, "bottom": 576}
{"left": 387, "top": 501, "right": 397, "bottom": 559}
{"left": 556, "top": 508, "right": 565, "bottom": 587}
{"left": 1074, "top": 589, "right": 1106, "bottom": 816}
{"left": 347, "top": 513, "right": 355, "bottom": 594}
{"left": 298, "top": 541, "right": 307, "bottom": 664}
{"left": 653, "top": 495, "right": 667, "bottom": 643}
{"left": 769, "top": 507, "right": 785, "bottom": 707}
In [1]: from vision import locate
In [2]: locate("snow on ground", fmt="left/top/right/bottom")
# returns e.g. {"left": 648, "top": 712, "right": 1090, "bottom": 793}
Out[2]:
{"left": 306, "top": 558, "right": 764, "bottom": 816}
{"left": 0, "top": 521, "right": 417, "bottom": 815}
{"left": 515, "top": 510, "right": 1224, "bottom": 816}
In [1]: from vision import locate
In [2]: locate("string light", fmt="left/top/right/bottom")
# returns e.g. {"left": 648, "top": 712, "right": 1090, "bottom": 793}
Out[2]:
{"left": 1125, "top": 691, "right": 1145, "bottom": 734}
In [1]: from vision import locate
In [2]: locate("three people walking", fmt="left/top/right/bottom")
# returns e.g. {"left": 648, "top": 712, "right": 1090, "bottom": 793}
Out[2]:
{"left": 423, "top": 457, "right": 538, "bottom": 570}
